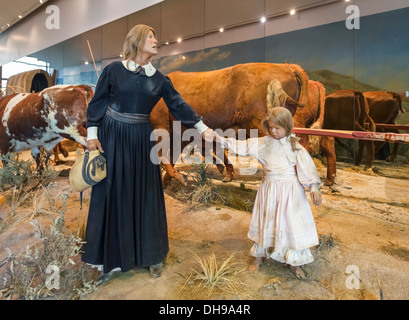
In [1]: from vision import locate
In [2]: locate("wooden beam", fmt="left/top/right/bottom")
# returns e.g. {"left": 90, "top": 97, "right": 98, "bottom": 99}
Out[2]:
{"left": 293, "top": 128, "right": 409, "bottom": 144}
{"left": 374, "top": 124, "right": 409, "bottom": 131}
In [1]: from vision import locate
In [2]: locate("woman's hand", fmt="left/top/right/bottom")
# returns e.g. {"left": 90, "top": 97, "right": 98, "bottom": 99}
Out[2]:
{"left": 213, "top": 131, "right": 224, "bottom": 143}
{"left": 201, "top": 128, "right": 215, "bottom": 142}
{"left": 310, "top": 191, "right": 322, "bottom": 206}
{"left": 87, "top": 139, "right": 104, "bottom": 153}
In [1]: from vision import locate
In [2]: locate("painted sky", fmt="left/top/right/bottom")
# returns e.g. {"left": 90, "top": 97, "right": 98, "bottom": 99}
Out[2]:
{"left": 354, "top": 7, "right": 409, "bottom": 92}
{"left": 159, "top": 6, "right": 409, "bottom": 93}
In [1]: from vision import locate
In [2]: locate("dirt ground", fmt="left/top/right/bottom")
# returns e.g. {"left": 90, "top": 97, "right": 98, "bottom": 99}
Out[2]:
{"left": 1, "top": 145, "right": 409, "bottom": 301}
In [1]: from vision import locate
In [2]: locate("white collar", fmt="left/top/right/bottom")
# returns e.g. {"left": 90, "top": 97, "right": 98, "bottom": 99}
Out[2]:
{"left": 122, "top": 60, "right": 156, "bottom": 77}
{"left": 266, "top": 134, "right": 295, "bottom": 145}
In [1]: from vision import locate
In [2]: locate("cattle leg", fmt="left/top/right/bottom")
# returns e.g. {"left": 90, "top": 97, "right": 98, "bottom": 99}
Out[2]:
{"left": 386, "top": 143, "right": 399, "bottom": 162}
{"left": 222, "top": 149, "right": 235, "bottom": 182}
{"left": 373, "top": 141, "right": 386, "bottom": 157}
{"left": 355, "top": 140, "right": 365, "bottom": 166}
{"left": 162, "top": 163, "right": 187, "bottom": 187}
{"left": 58, "top": 142, "right": 69, "bottom": 158}
{"left": 201, "top": 153, "right": 224, "bottom": 174}
{"left": 356, "top": 139, "right": 375, "bottom": 169}
{"left": 363, "top": 140, "right": 374, "bottom": 169}
{"left": 44, "top": 151, "right": 53, "bottom": 167}
{"left": 53, "top": 145, "right": 60, "bottom": 163}
{"left": 385, "top": 129, "right": 400, "bottom": 162}
{"left": 31, "top": 148, "right": 44, "bottom": 171}
{"left": 320, "top": 136, "right": 336, "bottom": 186}
{"left": 161, "top": 139, "right": 187, "bottom": 187}
{"left": 53, "top": 142, "right": 69, "bottom": 164}
{"left": 200, "top": 142, "right": 224, "bottom": 174}
{"left": 155, "top": 133, "right": 188, "bottom": 187}
{"left": 202, "top": 142, "right": 235, "bottom": 182}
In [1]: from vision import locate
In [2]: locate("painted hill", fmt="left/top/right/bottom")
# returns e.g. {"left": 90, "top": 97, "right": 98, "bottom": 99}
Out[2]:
{"left": 307, "top": 69, "right": 383, "bottom": 94}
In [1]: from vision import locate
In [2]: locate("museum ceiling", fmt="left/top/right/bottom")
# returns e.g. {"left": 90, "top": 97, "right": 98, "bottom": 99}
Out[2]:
{"left": 0, "top": 0, "right": 49, "bottom": 34}
{"left": 0, "top": 0, "right": 341, "bottom": 36}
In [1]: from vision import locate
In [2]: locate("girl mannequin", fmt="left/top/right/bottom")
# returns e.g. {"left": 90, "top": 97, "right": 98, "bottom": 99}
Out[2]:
{"left": 214, "top": 107, "right": 322, "bottom": 278}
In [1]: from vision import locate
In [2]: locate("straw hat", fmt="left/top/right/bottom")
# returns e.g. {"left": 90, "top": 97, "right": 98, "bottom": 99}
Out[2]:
{"left": 69, "top": 150, "right": 107, "bottom": 192}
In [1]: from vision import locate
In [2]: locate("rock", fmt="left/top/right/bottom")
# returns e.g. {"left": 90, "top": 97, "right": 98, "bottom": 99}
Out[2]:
{"left": 330, "top": 185, "right": 340, "bottom": 193}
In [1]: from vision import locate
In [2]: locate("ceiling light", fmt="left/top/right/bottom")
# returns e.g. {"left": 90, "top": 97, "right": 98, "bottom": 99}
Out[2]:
{"left": 219, "top": 27, "right": 224, "bottom": 32}
{"left": 261, "top": 16, "right": 266, "bottom": 23}
{"left": 182, "top": 56, "right": 186, "bottom": 60}
{"left": 177, "top": 38, "right": 182, "bottom": 43}
{"left": 84, "top": 61, "right": 89, "bottom": 65}
{"left": 39, "top": 0, "right": 43, "bottom": 3}
{"left": 165, "top": 41, "right": 169, "bottom": 45}
{"left": 18, "top": 15, "right": 23, "bottom": 19}
{"left": 290, "top": 9, "right": 296, "bottom": 15}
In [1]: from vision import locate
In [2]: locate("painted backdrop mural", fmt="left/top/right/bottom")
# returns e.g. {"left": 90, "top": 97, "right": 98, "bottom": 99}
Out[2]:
{"left": 60, "top": 6, "right": 409, "bottom": 124}
{"left": 155, "top": 6, "right": 408, "bottom": 127}
{"left": 159, "top": 7, "right": 408, "bottom": 94}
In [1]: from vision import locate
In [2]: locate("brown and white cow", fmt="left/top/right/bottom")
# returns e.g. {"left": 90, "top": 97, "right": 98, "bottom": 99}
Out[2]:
{"left": 293, "top": 80, "right": 336, "bottom": 185}
{"left": 150, "top": 62, "right": 310, "bottom": 186}
{"left": 323, "top": 90, "right": 376, "bottom": 169}
{"left": 0, "top": 85, "right": 93, "bottom": 169}
{"left": 362, "top": 91, "right": 405, "bottom": 162}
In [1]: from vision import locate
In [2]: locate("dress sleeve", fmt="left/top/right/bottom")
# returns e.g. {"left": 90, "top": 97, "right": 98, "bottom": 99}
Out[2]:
{"left": 295, "top": 146, "right": 321, "bottom": 192}
{"left": 161, "top": 76, "right": 202, "bottom": 128}
{"left": 86, "top": 66, "right": 110, "bottom": 128}
{"left": 219, "top": 136, "right": 261, "bottom": 159}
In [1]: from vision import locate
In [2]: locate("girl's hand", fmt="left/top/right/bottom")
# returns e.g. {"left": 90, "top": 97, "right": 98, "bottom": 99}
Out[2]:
{"left": 310, "top": 191, "right": 322, "bottom": 206}
{"left": 86, "top": 139, "right": 104, "bottom": 153}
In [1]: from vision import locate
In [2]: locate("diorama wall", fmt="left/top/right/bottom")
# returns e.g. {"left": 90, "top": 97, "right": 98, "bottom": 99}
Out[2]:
{"left": 44, "top": 0, "right": 408, "bottom": 160}
{"left": 50, "top": 1, "right": 409, "bottom": 122}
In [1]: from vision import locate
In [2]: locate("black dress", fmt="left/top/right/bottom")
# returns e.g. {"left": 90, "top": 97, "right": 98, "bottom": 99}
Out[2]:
{"left": 81, "top": 61, "right": 202, "bottom": 273}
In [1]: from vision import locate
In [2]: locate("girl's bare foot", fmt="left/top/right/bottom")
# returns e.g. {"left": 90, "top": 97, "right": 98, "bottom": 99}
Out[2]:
{"left": 290, "top": 265, "right": 306, "bottom": 278}
{"left": 249, "top": 257, "right": 263, "bottom": 274}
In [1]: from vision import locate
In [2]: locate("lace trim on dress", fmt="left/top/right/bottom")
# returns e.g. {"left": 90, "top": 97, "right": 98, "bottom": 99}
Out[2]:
{"left": 249, "top": 243, "right": 314, "bottom": 266}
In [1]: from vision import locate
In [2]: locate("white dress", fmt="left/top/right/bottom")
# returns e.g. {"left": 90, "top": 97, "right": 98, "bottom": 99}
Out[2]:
{"left": 220, "top": 134, "right": 321, "bottom": 266}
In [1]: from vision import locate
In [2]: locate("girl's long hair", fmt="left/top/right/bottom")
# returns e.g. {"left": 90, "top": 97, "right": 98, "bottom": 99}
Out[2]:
{"left": 123, "top": 24, "right": 156, "bottom": 69}
{"left": 261, "top": 107, "right": 300, "bottom": 151}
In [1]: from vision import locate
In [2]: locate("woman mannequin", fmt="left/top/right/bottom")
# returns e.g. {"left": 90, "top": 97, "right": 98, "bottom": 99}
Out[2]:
{"left": 82, "top": 24, "right": 212, "bottom": 279}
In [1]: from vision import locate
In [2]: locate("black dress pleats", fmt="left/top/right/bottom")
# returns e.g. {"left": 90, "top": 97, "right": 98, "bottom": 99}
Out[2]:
{"left": 81, "top": 61, "right": 202, "bottom": 274}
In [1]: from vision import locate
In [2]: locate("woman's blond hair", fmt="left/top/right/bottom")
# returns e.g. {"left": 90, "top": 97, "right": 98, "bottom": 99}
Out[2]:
{"left": 261, "top": 107, "right": 301, "bottom": 151}
{"left": 123, "top": 24, "right": 156, "bottom": 69}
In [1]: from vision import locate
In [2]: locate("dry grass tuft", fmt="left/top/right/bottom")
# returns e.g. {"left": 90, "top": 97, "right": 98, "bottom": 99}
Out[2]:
{"left": 175, "top": 162, "right": 251, "bottom": 212}
{"left": 1, "top": 189, "right": 98, "bottom": 300}
{"left": 180, "top": 252, "right": 254, "bottom": 300}
{"left": 175, "top": 162, "right": 225, "bottom": 207}
{"left": 317, "top": 233, "right": 336, "bottom": 252}
{"left": 0, "top": 152, "right": 98, "bottom": 300}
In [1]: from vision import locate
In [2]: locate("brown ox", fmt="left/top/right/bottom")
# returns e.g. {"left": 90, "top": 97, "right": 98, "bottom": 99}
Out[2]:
{"left": 361, "top": 91, "right": 405, "bottom": 162}
{"left": 293, "top": 80, "right": 336, "bottom": 185}
{"left": 0, "top": 85, "right": 93, "bottom": 169}
{"left": 150, "top": 62, "right": 310, "bottom": 186}
{"left": 323, "top": 90, "right": 376, "bottom": 169}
